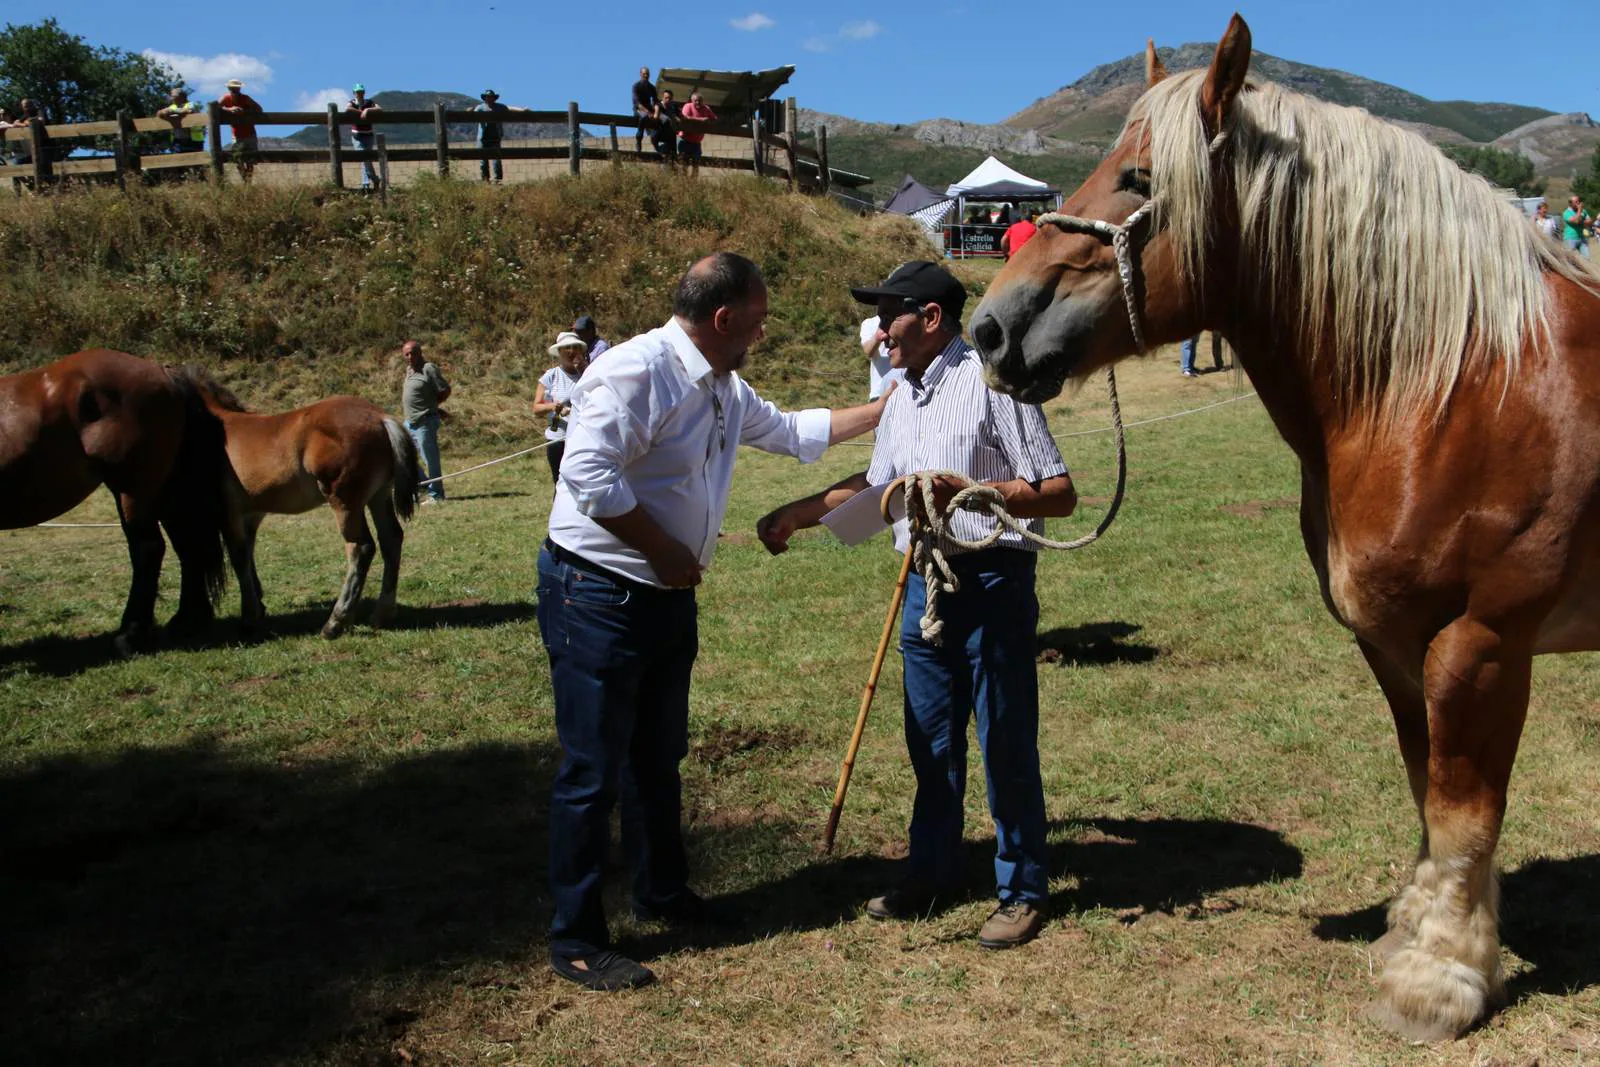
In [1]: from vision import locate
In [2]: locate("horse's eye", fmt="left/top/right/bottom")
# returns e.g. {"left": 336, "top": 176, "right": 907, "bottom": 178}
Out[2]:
{"left": 1118, "top": 167, "right": 1152, "bottom": 195}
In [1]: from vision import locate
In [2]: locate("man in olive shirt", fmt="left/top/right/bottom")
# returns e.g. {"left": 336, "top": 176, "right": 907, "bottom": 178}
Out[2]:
{"left": 401, "top": 339, "right": 451, "bottom": 502}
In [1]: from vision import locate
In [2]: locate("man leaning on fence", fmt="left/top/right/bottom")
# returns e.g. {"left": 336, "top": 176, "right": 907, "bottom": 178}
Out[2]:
{"left": 401, "top": 340, "right": 450, "bottom": 503}
{"left": 157, "top": 88, "right": 206, "bottom": 153}
{"left": 474, "top": 89, "right": 519, "bottom": 183}
{"left": 346, "top": 85, "right": 382, "bottom": 190}
{"left": 536, "top": 251, "right": 894, "bottom": 991}
{"left": 219, "top": 80, "right": 263, "bottom": 182}
{"left": 757, "top": 261, "right": 1075, "bottom": 950}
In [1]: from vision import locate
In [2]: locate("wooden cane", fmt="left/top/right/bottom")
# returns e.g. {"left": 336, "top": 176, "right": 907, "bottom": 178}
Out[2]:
{"left": 823, "top": 546, "right": 915, "bottom": 853}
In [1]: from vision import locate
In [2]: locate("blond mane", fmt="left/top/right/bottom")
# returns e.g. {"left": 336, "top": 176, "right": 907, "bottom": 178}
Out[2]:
{"left": 1121, "top": 70, "right": 1598, "bottom": 418}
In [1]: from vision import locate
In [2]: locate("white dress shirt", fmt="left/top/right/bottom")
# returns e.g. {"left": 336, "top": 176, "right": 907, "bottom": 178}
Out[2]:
{"left": 867, "top": 334, "right": 1067, "bottom": 554}
{"left": 548, "top": 317, "right": 832, "bottom": 587}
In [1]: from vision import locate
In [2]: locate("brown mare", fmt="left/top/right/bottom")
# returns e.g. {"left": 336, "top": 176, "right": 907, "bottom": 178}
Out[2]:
{"left": 971, "top": 16, "right": 1600, "bottom": 1040}
{"left": 1, "top": 349, "right": 227, "bottom": 653}
{"left": 182, "top": 373, "right": 422, "bottom": 638}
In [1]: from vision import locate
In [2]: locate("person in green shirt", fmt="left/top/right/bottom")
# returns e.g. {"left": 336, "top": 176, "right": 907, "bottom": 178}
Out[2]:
{"left": 1562, "top": 195, "right": 1592, "bottom": 257}
{"left": 401, "top": 340, "right": 451, "bottom": 502}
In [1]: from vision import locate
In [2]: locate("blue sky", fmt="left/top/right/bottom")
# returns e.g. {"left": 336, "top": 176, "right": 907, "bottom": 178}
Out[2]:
{"left": 10, "top": 1, "right": 1594, "bottom": 125}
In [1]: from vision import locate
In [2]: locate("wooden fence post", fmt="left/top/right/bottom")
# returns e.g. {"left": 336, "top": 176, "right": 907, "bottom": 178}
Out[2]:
{"left": 817, "top": 123, "right": 830, "bottom": 196}
{"left": 117, "top": 110, "right": 141, "bottom": 187}
{"left": 568, "top": 101, "right": 580, "bottom": 175}
{"left": 434, "top": 102, "right": 448, "bottom": 178}
{"left": 326, "top": 103, "right": 344, "bottom": 188}
{"left": 30, "top": 117, "right": 51, "bottom": 187}
{"left": 783, "top": 97, "right": 798, "bottom": 191}
{"left": 377, "top": 133, "right": 389, "bottom": 205}
{"left": 207, "top": 102, "right": 225, "bottom": 183}
{"left": 609, "top": 124, "right": 619, "bottom": 168}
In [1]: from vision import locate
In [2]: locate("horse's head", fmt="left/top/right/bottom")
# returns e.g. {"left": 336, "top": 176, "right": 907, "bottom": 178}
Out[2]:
{"left": 971, "top": 15, "right": 1253, "bottom": 402}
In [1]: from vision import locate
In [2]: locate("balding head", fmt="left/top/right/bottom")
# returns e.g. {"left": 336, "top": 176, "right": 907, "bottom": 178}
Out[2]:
{"left": 402, "top": 340, "right": 424, "bottom": 369}
{"left": 673, "top": 252, "right": 768, "bottom": 374}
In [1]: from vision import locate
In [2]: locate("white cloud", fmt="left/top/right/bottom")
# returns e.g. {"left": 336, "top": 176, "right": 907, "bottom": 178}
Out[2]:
{"left": 142, "top": 50, "right": 274, "bottom": 96}
{"left": 730, "top": 12, "right": 775, "bottom": 31}
{"left": 802, "top": 36, "right": 831, "bottom": 53}
{"left": 295, "top": 87, "right": 349, "bottom": 112}
{"left": 839, "top": 20, "right": 881, "bottom": 40}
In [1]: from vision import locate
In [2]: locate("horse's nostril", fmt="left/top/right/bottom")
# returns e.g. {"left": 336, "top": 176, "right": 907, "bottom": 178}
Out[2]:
{"left": 972, "top": 314, "right": 1004, "bottom": 357}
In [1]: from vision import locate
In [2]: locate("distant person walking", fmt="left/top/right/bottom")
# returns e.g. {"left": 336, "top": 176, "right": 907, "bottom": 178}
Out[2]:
{"left": 631, "top": 67, "right": 658, "bottom": 154}
{"left": 1563, "top": 195, "right": 1592, "bottom": 257}
{"left": 1000, "top": 210, "right": 1038, "bottom": 260}
{"left": 157, "top": 88, "right": 206, "bottom": 153}
{"left": 1179, "top": 333, "right": 1225, "bottom": 377}
{"left": 219, "top": 79, "right": 263, "bottom": 182}
{"left": 346, "top": 85, "right": 382, "bottom": 190}
{"left": 475, "top": 88, "right": 520, "bottom": 183}
{"left": 677, "top": 91, "right": 716, "bottom": 176}
{"left": 401, "top": 340, "right": 451, "bottom": 503}
{"left": 532, "top": 331, "right": 589, "bottom": 484}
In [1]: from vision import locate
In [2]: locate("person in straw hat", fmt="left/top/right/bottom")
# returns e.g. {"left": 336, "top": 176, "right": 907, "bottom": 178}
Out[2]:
{"left": 218, "top": 78, "right": 263, "bottom": 182}
{"left": 532, "top": 331, "right": 590, "bottom": 483}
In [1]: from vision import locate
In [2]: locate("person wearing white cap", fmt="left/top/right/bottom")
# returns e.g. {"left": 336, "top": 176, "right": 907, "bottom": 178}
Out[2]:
{"left": 218, "top": 79, "right": 263, "bottom": 182}
{"left": 346, "top": 84, "right": 382, "bottom": 190}
{"left": 532, "top": 331, "right": 589, "bottom": 483}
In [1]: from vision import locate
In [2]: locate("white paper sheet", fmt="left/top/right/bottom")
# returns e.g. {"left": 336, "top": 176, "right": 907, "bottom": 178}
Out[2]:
{"left": 820, "top": 482, "right": 905, "bottom": 546}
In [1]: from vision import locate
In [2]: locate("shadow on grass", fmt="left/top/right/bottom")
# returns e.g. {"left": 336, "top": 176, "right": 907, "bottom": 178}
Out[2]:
{"left": 1312, "top": 853, "right": 1600, "bottom": 1002}
{"left": 0, "top": 600, "right": 532, "bottom": 677}
{"left": 1036, "top": 621, "right": 1161, "bottom": 666}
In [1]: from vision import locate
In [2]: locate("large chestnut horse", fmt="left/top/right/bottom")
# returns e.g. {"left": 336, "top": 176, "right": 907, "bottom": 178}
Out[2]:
{"left": 1, "top": 350, "right": 227, "bottom": 652}
{"left": 971, "top": 15, "right": 1600, "bottom": 1040}
{"left": 181, "top": 373, "right": 421, "bottom": 639}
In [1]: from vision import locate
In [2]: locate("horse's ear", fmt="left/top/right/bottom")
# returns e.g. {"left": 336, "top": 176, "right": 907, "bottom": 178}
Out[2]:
{"left": 1145, "top": 39, "right": 1167, "bottom": 86}
{"left": 1200, "top": 13, "right": 1251, "bottom": 133}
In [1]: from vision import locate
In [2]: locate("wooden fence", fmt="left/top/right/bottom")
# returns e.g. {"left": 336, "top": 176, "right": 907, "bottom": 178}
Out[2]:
{"left": 0, "top": 97, "right": 865, "bottom": 197}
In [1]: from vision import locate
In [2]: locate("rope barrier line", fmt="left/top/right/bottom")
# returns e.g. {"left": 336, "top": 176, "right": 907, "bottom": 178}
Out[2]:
{"left": 31, "top": 522, "right": 123, "bottom": 528}
{"left": 417, "top": 440, "right": 553, "bottom": 486}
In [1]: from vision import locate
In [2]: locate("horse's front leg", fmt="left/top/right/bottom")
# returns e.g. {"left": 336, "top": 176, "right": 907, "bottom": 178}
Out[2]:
{"left": 223, "top": 511, "right": 265, "bottom": 634}
{"left": 323, "top": 502, "right": 375, "bottom": 639}
{"left": 1371, "top": 617, "right": 1530, "bottom": 1041}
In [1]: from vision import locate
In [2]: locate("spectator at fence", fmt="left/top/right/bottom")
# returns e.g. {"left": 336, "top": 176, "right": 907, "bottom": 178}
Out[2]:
{"left": 401, "top": 340, "right": 451, "bottom": 503}
{"left": 650, "top": 89, "right": 680, "bottom": 161}
{"left": 475, "top": 89, "right": 524, "bottom": 184}
{"left": 532, "top": 331, "right": 590, "bottom": 485}
{"left": 346, "top": 85, "right": 382, "bottom": 190}
{"left": 157, "top": 88, "right": 206, "bottom": 153}
{"left": 219, "top": 80, "right": 263, "bottom": 183}
{"left": 677, "top": 91, "right": 716, "bottom": 177}
{"left": 1000, "top": 210, "right": 1037, "bottom": 261}
{"left": 9, "top": 99, "right": 40, "bottom": 166}
{"left": 0, "top": 107, "right": 18, "bottom": 165}
{"left": 631, "top": 67, "right": 658, "bottom": 153}
{"left": 572, "top": 314, "right": 611, "bottom": 360}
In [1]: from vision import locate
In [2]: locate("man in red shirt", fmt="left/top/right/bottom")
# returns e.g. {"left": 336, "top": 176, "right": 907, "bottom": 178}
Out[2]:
{"left": 676, "top": 91, "right": 717, "bottom": 177}
{"left": 219, "top": 79, "right": 264, "bottom": 182}
{"left": 1000, "top": 209, "right": 1038, "bottom": 261}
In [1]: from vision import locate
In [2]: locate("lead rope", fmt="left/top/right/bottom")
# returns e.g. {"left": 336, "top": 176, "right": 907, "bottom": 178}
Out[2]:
{"left": 890, "top": 195, "right": 1164, "bottom": 644}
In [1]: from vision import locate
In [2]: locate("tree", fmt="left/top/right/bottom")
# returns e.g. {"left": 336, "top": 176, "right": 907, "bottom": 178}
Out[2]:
{"left": 1440, "top": 143, "right": 1545, "bottom": 198}
{"left": 0, "top": 19, "right": 177, "bottom": 125}
{"left": 1572, "top": 145, "right": 1600, "bottom": 205}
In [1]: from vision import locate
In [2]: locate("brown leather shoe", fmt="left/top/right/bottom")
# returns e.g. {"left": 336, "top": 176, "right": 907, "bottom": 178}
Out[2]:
{"left": 864, "top": 883, "right": 941, "bottom": 921}
{"left": 977, "top": 900, "right": 1045, "bottom": 949}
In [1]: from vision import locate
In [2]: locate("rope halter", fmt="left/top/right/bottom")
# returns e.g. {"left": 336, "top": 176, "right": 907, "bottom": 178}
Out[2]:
{"left": 1034, "top": 199, "right": 1158, "bottom": 356}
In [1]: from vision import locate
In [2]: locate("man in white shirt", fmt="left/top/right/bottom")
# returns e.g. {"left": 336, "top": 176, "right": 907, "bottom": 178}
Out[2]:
{"left": 539, "top": 251, "right": 893, "bottom": 991}
{"left": 756, "top": 261, "right": 1075, "bottom": 951}
{"left": 860, "top": 313, "right": 903, "bottom": 400}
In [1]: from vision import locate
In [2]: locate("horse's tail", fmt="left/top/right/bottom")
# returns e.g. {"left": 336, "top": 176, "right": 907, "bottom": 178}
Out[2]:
{"left": 384, "top": 417, "right": 420, "bottom": 521}
{"left": 163, "top": 368, "right": 229, "bottom": 605}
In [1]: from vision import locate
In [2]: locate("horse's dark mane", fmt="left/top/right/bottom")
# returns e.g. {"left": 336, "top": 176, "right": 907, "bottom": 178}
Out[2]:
{"left": 170, "top": 365, "right": 249, "bottom": 412}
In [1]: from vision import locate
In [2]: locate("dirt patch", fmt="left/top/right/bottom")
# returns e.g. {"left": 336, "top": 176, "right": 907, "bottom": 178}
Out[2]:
{"left": 693, "top": 723, "right": 810, "bottom": 768}
{"left": 118, "top": 685, "right": 158, "bottom": 701}
{"left": 1219, "top": 497, "right": 1298, "bottom": 519}
{"left": 229, "top": 674, "right": 282, "bottom": 692}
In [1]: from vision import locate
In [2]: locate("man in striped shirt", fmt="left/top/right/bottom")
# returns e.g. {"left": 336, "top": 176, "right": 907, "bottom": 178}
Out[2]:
{"left": 757, "top": 261, "right": 1075, "bottom": 949}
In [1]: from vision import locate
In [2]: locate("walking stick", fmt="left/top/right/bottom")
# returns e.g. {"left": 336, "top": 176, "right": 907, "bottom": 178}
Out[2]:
{"left": 823, "top": 546, "right": 915, "bottom": 853}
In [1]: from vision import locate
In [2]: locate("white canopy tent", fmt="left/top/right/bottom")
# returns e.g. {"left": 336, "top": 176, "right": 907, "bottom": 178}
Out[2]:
{"left": 944, "top": 155, "right": 1050, "bottom": 197}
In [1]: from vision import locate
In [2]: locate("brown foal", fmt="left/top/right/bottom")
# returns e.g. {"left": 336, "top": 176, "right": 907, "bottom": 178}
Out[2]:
{"left": 1, "top": 350, "right": 227, "bottom": 652}
{"left": 970, "top": 16, "right": 1600, "bottom": 1040}
{"left": 179, "top": 372, "right": 421, "bottom": 639}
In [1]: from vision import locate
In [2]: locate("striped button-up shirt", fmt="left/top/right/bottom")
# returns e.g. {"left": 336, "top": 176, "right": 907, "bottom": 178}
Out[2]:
{"left": 867, "top": 334, "right": 1067, "bottom": 554}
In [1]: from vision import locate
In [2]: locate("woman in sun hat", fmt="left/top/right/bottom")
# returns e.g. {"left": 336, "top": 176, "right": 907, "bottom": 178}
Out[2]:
{"left": 532, "top": 331, "right": 591, "bottom": 483}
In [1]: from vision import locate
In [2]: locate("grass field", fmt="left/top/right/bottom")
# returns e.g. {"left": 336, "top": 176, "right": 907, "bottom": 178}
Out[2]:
{"left": 3, "top": 351, "right": 1598, "bottom": 1066}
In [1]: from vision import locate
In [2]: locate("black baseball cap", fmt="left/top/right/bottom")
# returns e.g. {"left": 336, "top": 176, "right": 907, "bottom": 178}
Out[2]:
{"left": 850, "top": 261, "right": 967, "bottom": 324}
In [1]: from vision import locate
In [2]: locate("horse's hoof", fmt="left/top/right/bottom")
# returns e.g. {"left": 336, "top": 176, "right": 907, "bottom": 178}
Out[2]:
{"left": 1370, "top": 925, "right": 1413, "bottom": 962}
{"left": 167, "top": 610, "right": 214, "bottom": 639}
{"left": 371, "top": 604, "right": 396, "bottom": 629}
{"left": 321, "top": 621, "right": 346, "bottom": 640}
{"left": 1369, "top": 947, "right": 1492, "bottom": 1041}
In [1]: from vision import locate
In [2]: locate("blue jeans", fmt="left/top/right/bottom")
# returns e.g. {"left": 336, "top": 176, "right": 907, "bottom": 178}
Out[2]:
{"left": 352, "top": 131, "right": 379, "bottom": 188}
{"left": 479, "top": 143, "right": 503, "bottom": 182}
{"left": 1568, "top": 238, "right": 1590, "bottom": 258}
{"left": 537, "top": 546, "right": 698, "bottom": 959}
{"left": 900, "top": 549, "right": 1047, "bottom": 903}
{"left": 407, "top": 414, "right": 444, "bottom": 500}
